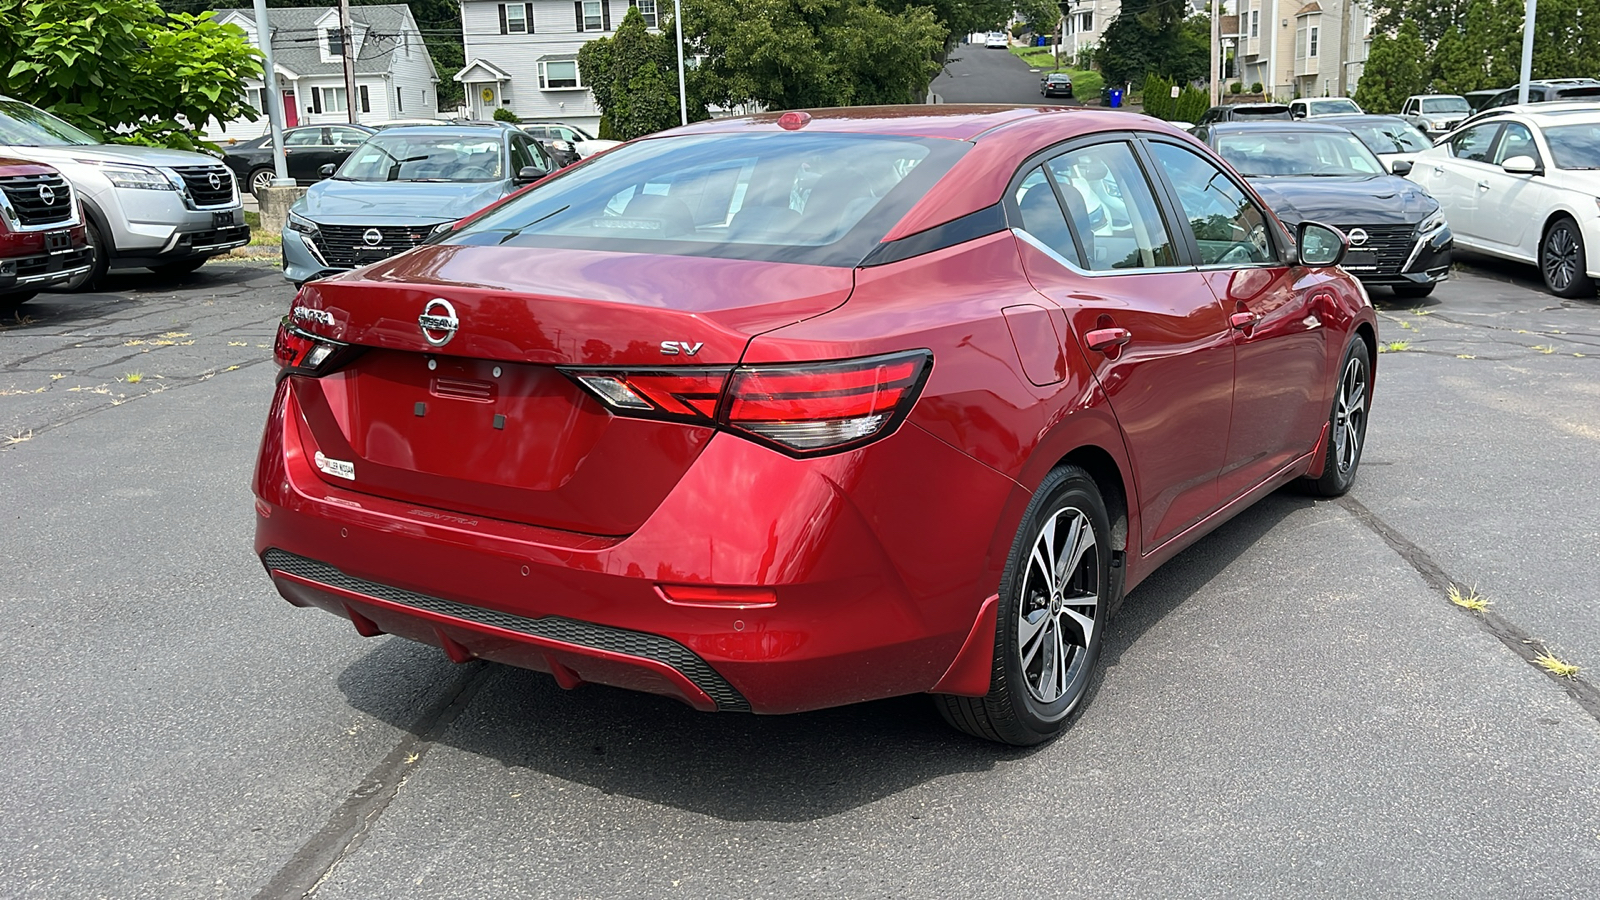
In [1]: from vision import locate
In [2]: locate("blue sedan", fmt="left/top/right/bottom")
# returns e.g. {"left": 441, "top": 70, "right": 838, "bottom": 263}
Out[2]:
{"left": 282, "top": 124, "right": 555, "bottom": 284}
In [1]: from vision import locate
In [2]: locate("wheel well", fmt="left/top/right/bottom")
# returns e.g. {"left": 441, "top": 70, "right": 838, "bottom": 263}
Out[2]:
{"left": 1354, "top": 321, "right": 1377, "bottom": 367}
{"left": 1057, "top": 445, "right": 1128, "bottom": 554}
{"left": 1542, "top": 211, "right": 1577, "bottom": 243}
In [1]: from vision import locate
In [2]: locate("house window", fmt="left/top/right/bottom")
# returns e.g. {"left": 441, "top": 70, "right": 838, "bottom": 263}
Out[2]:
{"left": 246, "top": 88, "right": 263, "bottom": 111}
{"left": 1250, "top": 11, "right": 1258, "bottom": 37}
{"left": 325, "top": 27, "right": 344, "bottom": 56}
{"left": 503, "top": 3, "right": 529, "bottom": 33}
{"left": 583, "top": 0, "right": 603, "bottom": 31}
{"left": 359, "top": 84, "right": 370, "bottom": 113}
{"left": 1080, "top": 12, "right": 1092, "bottom": 32}
{"left": 635, "top": 0, "right": 657, "bottom": 27}
{"left": 1309, "top": 26, "right": 1319, "bottom": 57}
{"left": 319, "top": 87, "right": 348, "bottom": 113}
{"left": 539, "top": 60, "right": 581, "bottom": 89}
{"left": 396, "top": 86, "right": 404, "bottom": 112}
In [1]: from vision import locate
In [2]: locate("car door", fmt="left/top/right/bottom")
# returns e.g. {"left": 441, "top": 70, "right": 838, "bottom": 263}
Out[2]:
{"left": 1012, "top": 138, "right": 1237, "bottom": 553}
{"left": 1472, "top": 120, "right": 1547, "bottom": 257}
{"left": 1419, "top": 122, "right": 1502, "bottom": 242}
{"left": 282, "top": 127, "right": 326, "bottom": 183}
{"left": 324, "top": 126, "right": 370, "bottom": 174}
{"left": 1142, "top": 137, "right": 1329, "bottom": 501}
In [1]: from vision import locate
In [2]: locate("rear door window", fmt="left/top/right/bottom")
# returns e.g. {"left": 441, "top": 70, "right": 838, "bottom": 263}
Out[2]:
{"left": 1012, "top": 166, "right": 1079, "bottom": 265}
{"left": 1044, "top": 142, "right": 1178, "bottom": 271}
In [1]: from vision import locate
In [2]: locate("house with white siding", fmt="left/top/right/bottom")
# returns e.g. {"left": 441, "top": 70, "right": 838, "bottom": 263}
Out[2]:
{"left": 207, "top": 5, "right": 441, "bottom": 142}
{"left": 457, "top": 0, "right": 663, "bottom": 135}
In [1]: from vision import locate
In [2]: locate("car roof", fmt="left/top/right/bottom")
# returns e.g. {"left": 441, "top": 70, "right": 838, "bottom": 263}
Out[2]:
{"left": 663, "top": 104, "right": 1156, "bottom": 142}
{"left": 1208, "top": 121, "right": 1353, "bottom": 133}
{"left": 1522, "top": 107, "right": 1600, "bottom": 125}
{"left": 1408, "top": 94, "right": 1467, "bottom": 100}
{"left": 369, "top": 125, "right": 513, "bottom": 138}
{"left": 1319, "top": 114, "right": 1414, "bottom": 126}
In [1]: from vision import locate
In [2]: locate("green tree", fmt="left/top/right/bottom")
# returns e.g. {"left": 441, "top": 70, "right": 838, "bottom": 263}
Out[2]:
{"left": 685, "top": 0, "right": 947, "bottom": 111}
{"left": 1013, "top": 0, "right": 1061, "bottom": 36}
{"left": 580, "top": 7, "right": 707, "bottom": 140}
{"left": 876, "top": 0, "right": 1011, "bottom": 52}
{"left": 1097, "top": 3, "right": 1209, "bottom": 90}
{"left": 0, "top": 0, "right": 261, "bottom": 149}
{"left": 1353, "top": 20, "right": 1428, "bottom": 113}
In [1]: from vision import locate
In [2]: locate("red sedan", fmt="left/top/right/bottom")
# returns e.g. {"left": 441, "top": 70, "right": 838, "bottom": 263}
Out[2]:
{"left": 255, "top": 105, "right": 1376, "bottom": 745}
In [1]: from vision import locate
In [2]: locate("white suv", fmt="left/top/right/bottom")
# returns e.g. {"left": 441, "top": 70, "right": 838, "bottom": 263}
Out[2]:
{"left": 0, "top": 96, "right": 247, "bottom": 289}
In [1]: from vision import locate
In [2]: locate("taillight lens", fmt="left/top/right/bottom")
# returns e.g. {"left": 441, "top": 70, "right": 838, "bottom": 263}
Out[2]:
{"left": 273, "top": 317, "right": 358, "bottom": 378}
{"left": 561, "top": 350, "right": 932, "bottom": 457}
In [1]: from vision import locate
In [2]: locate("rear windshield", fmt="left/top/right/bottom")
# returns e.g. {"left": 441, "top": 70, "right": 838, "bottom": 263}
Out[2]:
{"left": 1545, "top": 123, "right": 1600, "bottom": 169}
{"left": 336, "top": 133, "right": 504, "bottom": 182}
{"left": 448, "top": 131, "right": 967, "bottom": 266}
{"left": 1344, "top": 120, "right": 1430, "bottom": 154}
{"left": 1420, "top": 97, "right": 1470, "bottom": 114}
{"left": 1308, "top": 99, "right": 1361, "bottom": 115}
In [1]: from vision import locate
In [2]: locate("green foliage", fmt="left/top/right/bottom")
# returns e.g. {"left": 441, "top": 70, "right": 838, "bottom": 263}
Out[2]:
{"left": 877, "top": 0, "right": 1010, "bottom": 48}
{"left": 1097, "top": 4, "right": 1209, "bottom": 90}
{"left": 1250, "top": 81, "right": 1263, "bottom": 94}
{"left": 1367, "top": 0, "right": 1600, "bottom": 97}
{"left": 580, "top": 7, "right": 706, "bottom": 140}
{"left": 492, "top": 106, "right": 520, "bottom": 123}
{"left": 685, "top": 0, "right": 947, "bottom": 111}
{"left": 1353, "top": 20, "right": 1429, "bottom": 113}
{"left": 0, "top": 0, "right": 261, "bottom": 150}
{"left": 1014, "top": 0, "right": 1061, "bottom": 36}
{"left": 1229, "top": 81, "right": 1243, "bottom": 94}
{"left": 1071, "top": 69, "right": 1104, "bottom": 101}
{"left": 1141, "top": 73, "right": 1207, "bottom": 122}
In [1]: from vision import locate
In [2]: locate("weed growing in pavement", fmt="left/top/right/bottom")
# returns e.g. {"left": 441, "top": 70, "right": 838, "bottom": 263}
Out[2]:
{"left": 1397, "top": 320, "right": 1414, "bottom": 330}
{"left": 1533, "top": 345, "right": 1556, "bottom": 354}
{"left": 1380, "top": 340, "right": 1411, "bottom": 353}
{"left": 3, "top": 429, "right": 34, "bottom": 446}
{"left": 124, "top": 373, "right": 143, "bottom": 384}
{"left": 1448, "top": 584, "right": 1490, "bottom": 612}
{"left": 1456, "top": 354, "right": 1476, "bottom": 359}
{"left": 1411, "top": 308, "right": 1432, "bottom": 316}
{"left": 1534, "top": 652, "right": 1580, "bottom": 678}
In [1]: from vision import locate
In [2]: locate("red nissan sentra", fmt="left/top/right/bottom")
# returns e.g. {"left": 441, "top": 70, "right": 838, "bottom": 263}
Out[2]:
{"left": 255, "top": 105, "right": 1376, "bottom": 745}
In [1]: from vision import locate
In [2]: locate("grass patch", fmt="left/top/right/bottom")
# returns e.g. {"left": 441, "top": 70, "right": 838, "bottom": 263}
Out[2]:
{"left": 124, "top": 373, "right": 143, "bottom": 384}
{"left": 1534, "top": 652, "right": 1580, "bottom": 678}
{"left": 244, "top": 210, "right": 261, "bottom": 228}
{"left": 1448, "top": 584, "right": 1490, "bottom": 612}
{"left": 1379, "top": 340, "right": 1411, "bottom": 353}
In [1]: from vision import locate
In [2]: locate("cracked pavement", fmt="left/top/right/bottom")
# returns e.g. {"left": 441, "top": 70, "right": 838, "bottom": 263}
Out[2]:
{"left": 2, "top": 256, "right": 1598, "bottom": 898}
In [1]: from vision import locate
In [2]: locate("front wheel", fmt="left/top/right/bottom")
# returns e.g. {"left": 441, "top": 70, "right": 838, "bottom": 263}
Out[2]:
{"left": 937, "top": 465, "right": 1112, "bottom": 746}
{"left": 58, "top": 219, "right": 109, "bottom": 292}
{"left": 248, "top": 167, "right": 275, "bottom": 198}
{"left": 1299, "top": 338, "right": 1371, "bottom": 497}
{"left": 1540, "top": 217, "right": 1593, "bottom": 298}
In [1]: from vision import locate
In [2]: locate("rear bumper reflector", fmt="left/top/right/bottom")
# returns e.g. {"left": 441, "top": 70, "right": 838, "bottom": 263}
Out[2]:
{"left": 260, "top": 549, "right": 752, "bottom": 712}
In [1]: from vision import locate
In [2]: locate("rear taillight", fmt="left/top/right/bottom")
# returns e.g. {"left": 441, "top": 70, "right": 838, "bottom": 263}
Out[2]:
{"left": 561, "top": 350, "right": 931, "bottom": 457}
{"left": 273, "top": 317, "right": 359, "bottom": 378}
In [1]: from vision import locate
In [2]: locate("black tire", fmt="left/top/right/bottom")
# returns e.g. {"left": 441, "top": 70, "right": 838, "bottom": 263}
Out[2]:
{"left": 58, "top": 219, "right": 109, "bottom": 292}
{"left": 1, "top": 291, "right": 37, "bottom": 314}
{"left": 937, "top": 465, "right": 1112, "bottom": 746}
{"left": 1540, "top": 216, "right": 1593, "bottom": 298}
{"left": 248, "top": 167, "right": 275, "bottom": 198}
{"left": 1392, "top": 282, "right": 1435, "bottom": 299}
{"left": 150, "top": 258, "right": 207, "bottom": 278}
{"left": 1299, "top": 337, "right": 1371, "bottom": 497}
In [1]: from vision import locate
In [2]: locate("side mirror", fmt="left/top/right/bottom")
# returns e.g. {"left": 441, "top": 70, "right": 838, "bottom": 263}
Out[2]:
{"left": 318, "top": 163, "right": 336, "bottom": 177}
{"left": 1390, "top": 159, "right": 1413, "bottom": 176}
{"left": 1291, "top": 108, "right": 1306, "bottom": 119}
{"left": 1501, "top": 155, "right": 1541, "bottom": 175}
{"left": 1297, "top": 221, "right": 1347, "bottom": 267}
{"left": 515, "top": 165, "right": 546, "bottom": 184}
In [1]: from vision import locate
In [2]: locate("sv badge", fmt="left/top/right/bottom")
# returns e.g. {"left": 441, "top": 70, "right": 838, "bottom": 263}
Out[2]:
{"left": 660, "top": 340, "right": 704, "bottom": 356}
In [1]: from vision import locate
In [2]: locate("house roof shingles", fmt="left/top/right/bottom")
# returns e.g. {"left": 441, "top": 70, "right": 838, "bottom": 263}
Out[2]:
{"left": 225, "top": 5, "right": 416, "bottom": 77}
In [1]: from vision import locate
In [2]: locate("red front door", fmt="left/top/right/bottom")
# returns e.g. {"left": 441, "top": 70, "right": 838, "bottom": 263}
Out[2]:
{"left": 283, "top": 92, "right": 298, "bottom": 128}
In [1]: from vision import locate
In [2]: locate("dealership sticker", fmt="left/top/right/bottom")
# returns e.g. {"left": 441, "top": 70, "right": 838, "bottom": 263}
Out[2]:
{"left": 313, "top": 451, "right": 356, "bottom": 481}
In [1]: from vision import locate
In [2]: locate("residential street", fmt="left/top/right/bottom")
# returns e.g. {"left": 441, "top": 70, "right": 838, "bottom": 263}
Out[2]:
{"left": 932, "top": 41, "right": 1083, "bottom": 106}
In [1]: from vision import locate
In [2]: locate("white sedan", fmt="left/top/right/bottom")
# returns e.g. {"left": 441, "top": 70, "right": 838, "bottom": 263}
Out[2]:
{"left": 984, "top": 32, "right": 1008, "bottom": 49}
{"left": 1407, "top": 107, "right": 1600, "bottom": 296}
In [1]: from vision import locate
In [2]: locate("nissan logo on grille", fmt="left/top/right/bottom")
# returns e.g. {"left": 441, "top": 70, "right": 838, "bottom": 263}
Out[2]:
{"left": 363, "top": 228, "right": 384, "bottom": 246}
{"left": 1347, "top": 228, "right": 1369, "bottom": 247}
{"left": 208, "top": 171, "right": 222, "bottom": 191}
{"left": 38, "top": 184, "right": 56, "bottom": 205}
{"left": 418, "top": 298, "right": 459, "bottom": 347}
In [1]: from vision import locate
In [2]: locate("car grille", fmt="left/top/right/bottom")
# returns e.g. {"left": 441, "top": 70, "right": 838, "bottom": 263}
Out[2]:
{"left": 1338, "top": 224, "right": 1416, "bottom": 276}
{"left": 0, "top": 173, "right": 74, "bottom": 227}
{"left": 260, "top": 549, "right": 753, "bottom": 712}
{"left": 169, "top": 164, "right": 236, "bottom": 207}
{"left": 311, "top": 223, "right": 434, "bottom": 269}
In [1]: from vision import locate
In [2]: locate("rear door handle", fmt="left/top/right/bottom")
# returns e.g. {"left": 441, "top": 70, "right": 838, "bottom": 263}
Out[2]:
{"left": 1432, "top": 166, "right": 1444, "bottom": 176}
{"left": 1229, "top": 311, "right": 1261, "bottom": 329}
{"left": 1477, "top": 181, "right": 1490, "bottom": 191}
{"left": 1084, "top": 327, "right": 1131, "bottom": 352}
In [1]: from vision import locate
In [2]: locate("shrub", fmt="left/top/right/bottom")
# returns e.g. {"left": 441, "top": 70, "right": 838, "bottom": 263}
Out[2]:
{"left": 1229, "top": 81, "right": 1243, "bottom": 94}
{"left": 1250, "top": 81, "right": 1263, "bottom": 93}
{"left": 492, "top": 107, "right": 520, "bottom": 123}
{"left": 1010, "top": 23, "right": 1027, "bottom": 40}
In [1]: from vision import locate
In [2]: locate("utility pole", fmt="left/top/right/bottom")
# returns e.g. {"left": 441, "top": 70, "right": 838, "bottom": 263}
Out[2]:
{"left": 1517, "top": 0, "right": 1537, "bottom": 105}
{"left": 1210, "top": 0, "right": 1222, "bottom": 105}
{"left": 338, "top": 0, "right": 359, "bottom": 125}
{"left": 673, "top": 0, "right": 687, "bottom": 126}
{"left": 251, "top": 0, "right": 291, "bottom": 187}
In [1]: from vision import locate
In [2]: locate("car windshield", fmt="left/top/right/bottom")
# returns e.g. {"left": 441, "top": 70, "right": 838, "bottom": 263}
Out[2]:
{"left": 449, "top": 131, "right": 966, "bottom": 266}
{"left": 1344, "top": 120, "right": 1430, "bottom": 154}
{"left": 1421, "top": 98, "right": 1471, "bottom": 114}
{"left": 1309, "top": 99, "right": 1361, "bottom": 115}
{"left": 1544, "top": 123, "right": 1600, "bottom": 169}
{"left": 1217, "top": 130, "right": 1385, "bottom": 176}
{"left": 0, "top": 100, "right": 101, "bottom": 146}
{"left": 335, "top": 134, "right": 504, "bottom": 182}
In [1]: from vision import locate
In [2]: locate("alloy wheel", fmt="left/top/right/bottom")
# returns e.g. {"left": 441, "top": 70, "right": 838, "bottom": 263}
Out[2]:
{"left": 250, "top": 170, "right": 275, "bottom": 196}
{"left": 1332, "top": 354, "right": 1367, "bottom": 475}
{"left": 1016, "top": 506, "right": 1100, "bottom": 704}
{"left": 1544, "top": 225, "right": 1578, "bottom": 292}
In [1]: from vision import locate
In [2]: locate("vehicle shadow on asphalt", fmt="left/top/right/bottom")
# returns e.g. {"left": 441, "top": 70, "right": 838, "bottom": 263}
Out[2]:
{"left": 12, "top": 266, "right": 267, "bottom": 330}
{"left": 331, "top": 491, "right": 1318, "bottom": 823}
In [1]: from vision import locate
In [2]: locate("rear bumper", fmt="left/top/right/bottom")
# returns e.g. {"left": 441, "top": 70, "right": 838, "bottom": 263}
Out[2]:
{"left": 253, "top": 378, "right": 1020, "bottom": 714}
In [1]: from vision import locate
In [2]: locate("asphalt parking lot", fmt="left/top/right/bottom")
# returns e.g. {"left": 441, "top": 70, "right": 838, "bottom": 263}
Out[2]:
{"left": 2, "top": 255, "right": 1597, "bottom": 898}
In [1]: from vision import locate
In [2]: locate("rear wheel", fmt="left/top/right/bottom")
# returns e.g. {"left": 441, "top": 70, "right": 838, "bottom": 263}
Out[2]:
{"left": 1540, "top": 217, "right": 1593, "bottom": 298}
{"left": 937, "top": 465, "right": 1111, "bottom": 746}
{"left": 1392, "top": 282, "right": 1435, "bottom": 299}
{"left": 1300, "top": 338, "right": 1371, "bottom": 497}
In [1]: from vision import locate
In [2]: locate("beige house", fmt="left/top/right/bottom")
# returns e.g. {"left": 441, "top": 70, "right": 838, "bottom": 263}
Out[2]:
{"left": 1233, "top": 0, "right": 1371, "bottom": 100}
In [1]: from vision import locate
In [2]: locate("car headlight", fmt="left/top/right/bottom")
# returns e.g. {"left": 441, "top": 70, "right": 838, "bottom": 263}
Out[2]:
{"left": 1418, "top": 209, "right": 1446, "bottom": 234}
{"left": 430, "top": 221, "right": 455, "bottom": 234}
{"left": 287, "top": 212, "right": 320, "bottom": 236}
{"left": 74, "top": 160, "right": 175, "bottom": 191}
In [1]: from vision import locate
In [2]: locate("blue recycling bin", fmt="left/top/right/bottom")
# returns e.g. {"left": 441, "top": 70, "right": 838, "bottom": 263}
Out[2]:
{"left": 1109, "top": 88, "right": 1123, "bottom": 108}
{"left": 1036, "top": 36, "right": 1047, "bottom": 46}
